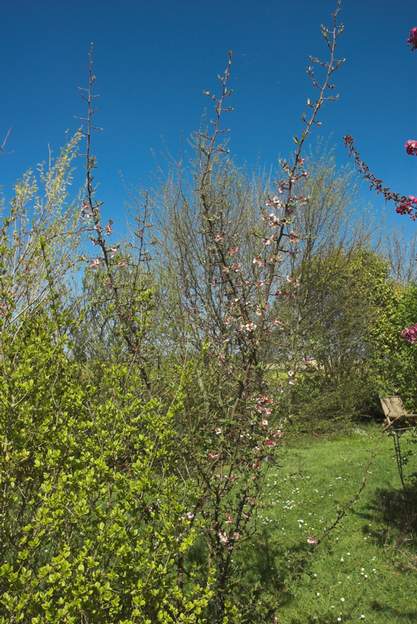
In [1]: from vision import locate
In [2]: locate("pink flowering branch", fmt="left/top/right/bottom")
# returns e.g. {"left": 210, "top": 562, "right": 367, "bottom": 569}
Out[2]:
{"left": 343, "top": 135, "right": 417, "bottom": 219}
{"left": 344, "top": 27, "right": 417, "bottom": 344}
{"left": 163, "top": 5, "right": 347, "bottom": 618}
{"left": 407, "top": 27, "right": 417, "bottom": 50}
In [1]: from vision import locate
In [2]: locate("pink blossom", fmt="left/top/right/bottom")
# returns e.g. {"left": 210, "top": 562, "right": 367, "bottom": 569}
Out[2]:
{"left": 256, "top": 395, "right": 273, "bottom": 405}
{"left": 255, "top": 394, "right": 273, "bottom": 416}
{"left": 268, "top": 213, "right": 283, "bottom": 226}
{"left": 401, "top": 323, "right": 417, "bottom": 344}
{"left": 307, "top": 536, "right": 318, "bottom": 545}
{"left": 218, "top": 531, "right": 228, "bottom": 545}
{"left": 252, "top": 256, "right": 265, "bottom": 268}
{"left": 81, "top": 200, "right": 93, "bottom": 217}
{"left": 266, "top": 195, "right": 282, "bottom": 208}
{"left": 208, "top": 451, "right": 220, "bottom": 460}
{"left": 89, "top": 258, "right": 101, "bottom": 269}
{"left": 105, "top": 220, "right": 113, "bottom": 235}
{"left": 405, "top": 140, "right": 417, "bottom": 155}
{"left": 264, "top": 438, "right": 277, "bottom": 447}
{"left": 396, "top": 195, "right": 417, "bottom": 217}
{"left": 256, "top": 405, "right": 272, "bottom": 416}
{"left": 240, "top": 321, "right": 257, "bottom": 333}
{"left": 396, "top": 202, "right": 412, "bottom": 215}
{"left": 407, "top": 27, "right": 417, "bottom": 50}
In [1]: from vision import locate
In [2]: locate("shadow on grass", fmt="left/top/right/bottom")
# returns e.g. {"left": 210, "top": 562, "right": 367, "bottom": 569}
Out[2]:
{"left": 370, "top": 600, "right": 417, "bottom": 621}
{"left": 358, "top": 481, "right": 417, "bottom": 547}
{"left": 236, "top": 530, "right": 319, "bottom": 606}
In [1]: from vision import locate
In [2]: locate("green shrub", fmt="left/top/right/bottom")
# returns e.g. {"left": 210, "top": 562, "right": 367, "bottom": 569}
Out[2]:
{"left": 0, "top": 313, "right": 211, "bottom": 623}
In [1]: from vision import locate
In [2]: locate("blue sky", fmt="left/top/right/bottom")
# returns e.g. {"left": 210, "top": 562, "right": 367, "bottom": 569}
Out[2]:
{"left": 1, "top": 0, "right": 417, "bottom": 237}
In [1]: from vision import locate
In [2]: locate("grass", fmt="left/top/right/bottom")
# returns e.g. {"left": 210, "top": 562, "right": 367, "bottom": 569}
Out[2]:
{"left": 240, "top": 425, "right": 417, "bottom": 623}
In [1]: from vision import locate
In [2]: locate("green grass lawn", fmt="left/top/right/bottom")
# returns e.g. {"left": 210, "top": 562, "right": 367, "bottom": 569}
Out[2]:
{"left": 243, "top": 425, "right": 417, "bottom": 623}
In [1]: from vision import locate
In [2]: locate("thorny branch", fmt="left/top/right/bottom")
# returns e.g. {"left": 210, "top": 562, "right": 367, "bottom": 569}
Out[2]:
{"left": 79, "top": 44, "right": 151, "bottom": 390}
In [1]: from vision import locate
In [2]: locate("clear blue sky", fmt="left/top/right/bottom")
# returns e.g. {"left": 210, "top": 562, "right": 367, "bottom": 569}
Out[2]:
{"left": 1, "top": 0, "right": 417, "bottom": 236}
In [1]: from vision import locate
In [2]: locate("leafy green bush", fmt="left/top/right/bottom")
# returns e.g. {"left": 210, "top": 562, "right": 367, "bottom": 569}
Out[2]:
{"left": 283, "top": 248, "right": 417, "bottom": 429}
{"left": 370, "top": 282, "right": 417, "bottom": 410}
{"left": 0, "top": 313, "right": 211, "bottom": 623}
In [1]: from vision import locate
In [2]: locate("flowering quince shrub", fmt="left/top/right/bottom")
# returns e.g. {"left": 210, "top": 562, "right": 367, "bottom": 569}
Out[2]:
{"left": 345, "top": 26, "right": 417, "bottom": 344}
{"left": 159, "top": 5, "right": 346, "bottom": 620}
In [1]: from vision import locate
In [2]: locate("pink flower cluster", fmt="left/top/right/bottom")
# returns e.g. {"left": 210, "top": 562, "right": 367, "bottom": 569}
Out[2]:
{"left": 255, "top": 394, "right": 273, "bottom": 416}
{"left": 264, "top": 430, "right": 284, "bottom": 447}
{"left": 407, "top": 27, "right": 417, "bottom": 51}
{"left": 347, "top": 28, "right": 417, "bottom": 346}
{"left": 405, "top": 140, "right": 417, "bottom": 156}
{"left": 401, "top": 323, "right": 417, "bottom": 344}
{"left": 307, "top": 536, "right": 318, "bottom": 545}
{"left": 396, "top": 195, "right": 417, "bottom": 218}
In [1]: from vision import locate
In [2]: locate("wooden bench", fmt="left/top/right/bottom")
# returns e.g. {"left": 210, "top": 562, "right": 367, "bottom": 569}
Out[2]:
{"left": 380, "top": 396, "right": 417, "bottom": 431}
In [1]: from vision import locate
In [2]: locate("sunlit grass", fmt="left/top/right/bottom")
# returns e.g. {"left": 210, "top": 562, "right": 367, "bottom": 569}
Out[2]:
{"left": 241, "top": 426, "right": 417, "bottom": 623}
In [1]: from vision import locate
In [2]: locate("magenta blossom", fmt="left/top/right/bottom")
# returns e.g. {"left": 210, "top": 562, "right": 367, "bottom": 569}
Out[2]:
{"left": 407, "top": 27, "right": 417, "bottom": 51}
{"left": 396, "top": 195, "right": 417, "bottom": 217}
{"left": 396, "top": 202, "right": 412, "bottom": 216}
{"left": 405, "top": 140, "right": 417, "bottom": 156}
{"left": 401, "top": 323, "right": 417, "bottom": 344}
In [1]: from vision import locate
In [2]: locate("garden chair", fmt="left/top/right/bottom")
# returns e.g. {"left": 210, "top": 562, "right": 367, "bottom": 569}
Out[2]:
{"left": 379, "top": 396, "right": 417, "bottom": 488}
{"left": 379, "top": 396, "right": 417, "bottom": 431}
